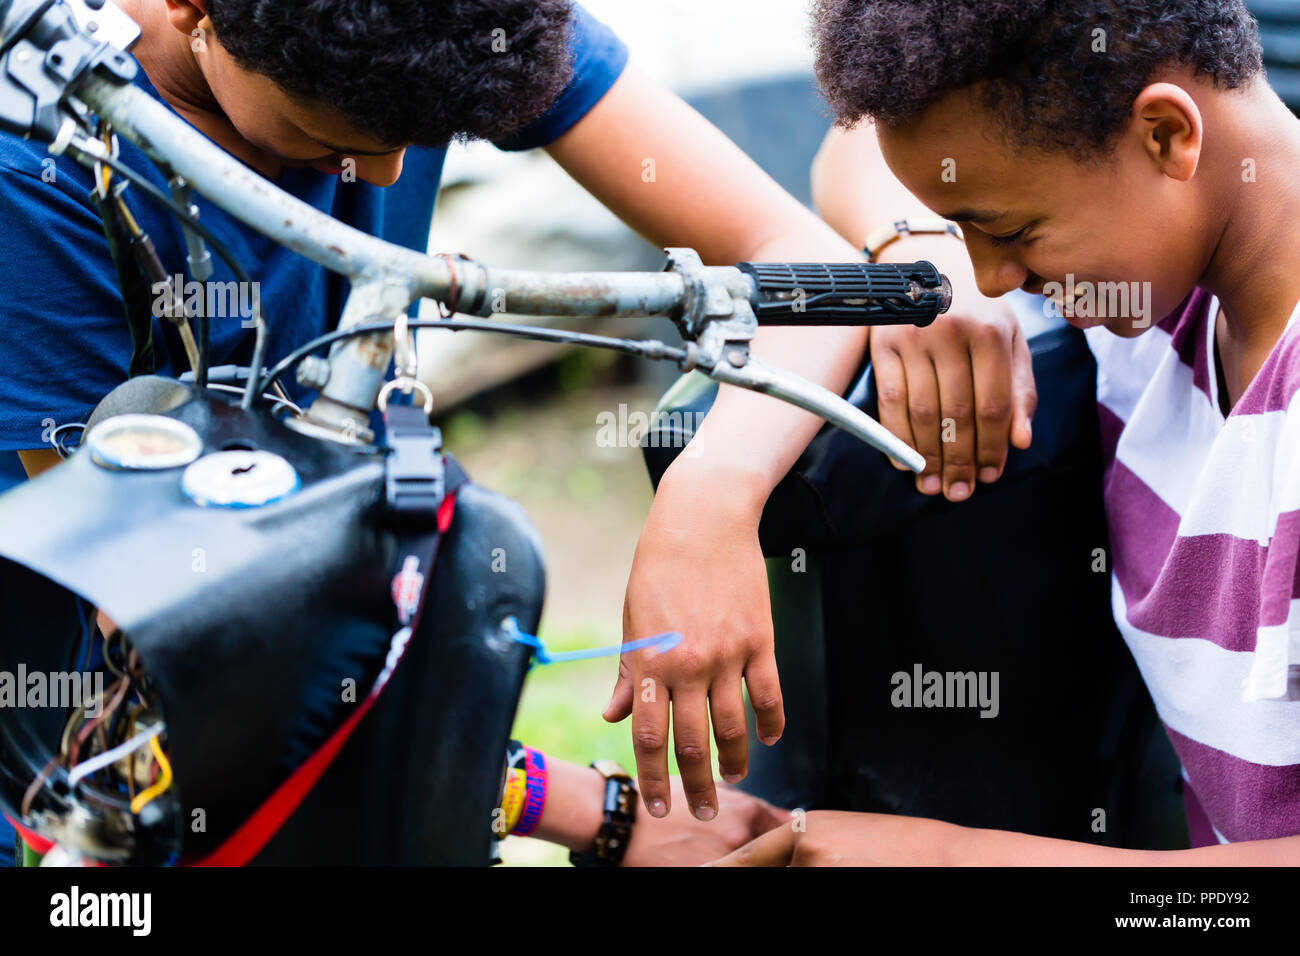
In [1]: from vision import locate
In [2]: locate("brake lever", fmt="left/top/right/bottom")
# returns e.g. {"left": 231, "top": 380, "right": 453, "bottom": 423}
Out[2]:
{"left": 706, "top": 355, "right": 925, "bottom": 473}
{"left": 662, "top": 248, "right": 927, "bottom": 474}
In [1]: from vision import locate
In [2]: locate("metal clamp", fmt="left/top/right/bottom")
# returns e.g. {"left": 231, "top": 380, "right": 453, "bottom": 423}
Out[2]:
{"left": 378, "top": 378, "right": 433, "bottom": 415}
{"left": 376, "top": 311, "right": 433, "bottom": 413}
{"left": 392, "top": 312, "right": 418, "bottom": 383}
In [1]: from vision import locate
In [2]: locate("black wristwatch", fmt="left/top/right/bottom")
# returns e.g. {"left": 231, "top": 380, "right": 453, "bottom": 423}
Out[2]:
{"left": 570, "top": 760, "right": 637, "bottom": 867}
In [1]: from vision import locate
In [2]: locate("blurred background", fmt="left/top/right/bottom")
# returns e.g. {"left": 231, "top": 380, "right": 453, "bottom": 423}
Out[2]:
{"left": 419, "top": 0, "right": 833, "bottom": 864}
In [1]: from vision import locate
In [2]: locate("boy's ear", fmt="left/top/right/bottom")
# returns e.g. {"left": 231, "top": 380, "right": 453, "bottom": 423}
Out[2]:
{"left": 1130, "top": 82, "right": 1203, "bottom": 182}
{"left": 162, "top": 0, "right": 209, "bottom": 36}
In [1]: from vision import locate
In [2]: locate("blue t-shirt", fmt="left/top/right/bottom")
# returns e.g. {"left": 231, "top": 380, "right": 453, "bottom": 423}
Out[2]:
{"left": 0, "top": 3, "right": 626, "bottom": 863}
{"left": 0, "top": 2, "right": 627, "bottom": 482}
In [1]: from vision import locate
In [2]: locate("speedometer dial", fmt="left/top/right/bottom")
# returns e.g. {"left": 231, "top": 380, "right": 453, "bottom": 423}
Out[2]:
{"left": 86, "top": 414, "right": 204, "bottom": 471}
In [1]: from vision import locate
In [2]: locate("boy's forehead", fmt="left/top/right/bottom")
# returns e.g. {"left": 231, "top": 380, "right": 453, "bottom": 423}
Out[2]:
{"left": 246, "top": 64, "right": 401, "bottom": 154}
{"left": 875, "top": 97, "right": 1059, "bottom": 218}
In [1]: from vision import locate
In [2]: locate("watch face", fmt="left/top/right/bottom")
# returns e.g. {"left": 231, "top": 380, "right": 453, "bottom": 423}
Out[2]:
{"left": 86, "top": 414, "right": 204, "bottom": 471}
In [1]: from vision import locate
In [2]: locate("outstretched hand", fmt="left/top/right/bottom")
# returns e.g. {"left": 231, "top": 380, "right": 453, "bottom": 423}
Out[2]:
{"left": 608, "top": 461, "right": 782, "bottom": 822}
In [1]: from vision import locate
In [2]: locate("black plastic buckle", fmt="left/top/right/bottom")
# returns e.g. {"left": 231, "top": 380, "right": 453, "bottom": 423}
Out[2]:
{"left": 383, "top": 403, "right": 445, "bottom": 521}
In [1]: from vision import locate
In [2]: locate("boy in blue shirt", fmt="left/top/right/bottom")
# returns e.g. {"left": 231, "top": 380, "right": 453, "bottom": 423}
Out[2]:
{"left": 1, "top": 0, "right": 877, "bottom": 856}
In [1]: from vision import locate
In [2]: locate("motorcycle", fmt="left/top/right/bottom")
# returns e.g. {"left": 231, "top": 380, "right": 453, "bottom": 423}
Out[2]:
{"left": 0, "top": 0, "right": 950, "bottom": 865}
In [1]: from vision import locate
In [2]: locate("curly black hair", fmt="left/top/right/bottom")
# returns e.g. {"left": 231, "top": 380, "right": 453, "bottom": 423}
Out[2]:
{"left": 206, "top": 0, "right": 576, "bottom": 147}
{"left": 812, "top": 0, "right": 1263, "bottom": 153}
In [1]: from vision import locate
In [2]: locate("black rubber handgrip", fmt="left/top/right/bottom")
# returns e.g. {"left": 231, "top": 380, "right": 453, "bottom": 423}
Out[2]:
{"left": 737, "top": 260, "right": 952, "bottom": 327}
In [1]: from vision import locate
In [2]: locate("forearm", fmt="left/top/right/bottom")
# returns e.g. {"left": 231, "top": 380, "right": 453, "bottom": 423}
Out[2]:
{"left": 814, "top": 124, "right": 977, "bottom": 293}
{"left": 530, "top": 757, "right": 605, "bottom": 853}
{"left": 812, "top": 123, "right": 934, "bottom": 247}
{"left": 958, "top": 826, "right": 1300, "bottom": 865}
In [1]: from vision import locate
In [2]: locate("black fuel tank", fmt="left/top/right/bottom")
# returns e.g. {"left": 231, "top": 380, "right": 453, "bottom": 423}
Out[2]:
{"left": 0, "top": 385, "right": 544, "bottom": 864}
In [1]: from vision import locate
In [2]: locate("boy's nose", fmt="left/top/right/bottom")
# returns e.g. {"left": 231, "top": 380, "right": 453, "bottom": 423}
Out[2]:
{"left": 968, "top": 243, "right": 1029, "bottom": 299}
{"left": 353, "top": 149, "right": 407, "bottom": 187}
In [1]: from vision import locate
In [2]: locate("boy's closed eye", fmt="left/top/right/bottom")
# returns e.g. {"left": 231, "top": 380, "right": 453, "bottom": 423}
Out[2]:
{"left": 985, "top": 226, "right": 1031, "bottom": 248}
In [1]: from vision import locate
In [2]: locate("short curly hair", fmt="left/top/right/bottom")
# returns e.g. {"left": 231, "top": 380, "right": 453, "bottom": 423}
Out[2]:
{"left": 207, "top": 0, "right": 576, "bottom": 148}
{"left": 812, "top": 0, "right": 1264, "bottom": 153}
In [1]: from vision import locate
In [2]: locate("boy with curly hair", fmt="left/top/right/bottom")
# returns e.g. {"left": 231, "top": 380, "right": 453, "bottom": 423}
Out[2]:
{"left": 717, "top": 0, "right": 1300, "bottom": 864}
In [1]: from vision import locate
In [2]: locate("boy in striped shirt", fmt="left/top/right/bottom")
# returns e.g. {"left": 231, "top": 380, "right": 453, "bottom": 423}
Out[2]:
{"left": 717, "top": 0, "right": 1300, "bottom": 864}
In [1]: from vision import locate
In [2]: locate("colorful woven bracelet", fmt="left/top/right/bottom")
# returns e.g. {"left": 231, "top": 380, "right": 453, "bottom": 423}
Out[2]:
{"left": 512, "top": 747, "right": 547, "bottom": 837}
{"left": 497, "top": 766, "right": 527, "bottom": 838}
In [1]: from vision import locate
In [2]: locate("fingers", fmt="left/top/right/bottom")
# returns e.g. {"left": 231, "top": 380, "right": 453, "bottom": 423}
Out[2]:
{"left": 743, "top": 651, "right": 784, "bottom": 747}
{"left": 1010, "top": 325, "right": 1038, "bottom": 450}
{"left": 872, "top": 345, "right": 916, "bottom": 472}
{"left": 968, "top": 322, "right": 1014, "bottom": 486}
{"left": 903, "top": 353, "right": 944, "bottom": 496}
{"left": 933, "top": 343, "right": 978, "bottom": 501}
{"left": 631, "top": 664, "right": 672, "bottom": 818}
{"left": 603, "top": 653, "right": 635, "bottom": 723}
{"left": 705, "top": 822, "right": 796, "bottom": 866}
{"left": 670, "top": 687, "right": 718, "bottom": 821}
{"left": 709, "top": 677, "right": 749, "bottom": 785}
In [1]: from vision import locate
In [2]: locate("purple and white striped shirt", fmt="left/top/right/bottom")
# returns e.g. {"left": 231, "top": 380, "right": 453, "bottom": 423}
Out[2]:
{"left": 1086, "top": 288, "right": 1300, "bottom": 847}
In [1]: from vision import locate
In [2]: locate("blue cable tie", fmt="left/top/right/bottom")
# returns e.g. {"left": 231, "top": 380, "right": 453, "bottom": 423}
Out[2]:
{"left": 502, "top": 618, "right": 681, "bottom": 666}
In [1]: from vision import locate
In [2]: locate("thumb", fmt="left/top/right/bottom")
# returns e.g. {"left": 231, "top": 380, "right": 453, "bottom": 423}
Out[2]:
{"left": 603, "top": 657, "right": 634, "bottom": 723}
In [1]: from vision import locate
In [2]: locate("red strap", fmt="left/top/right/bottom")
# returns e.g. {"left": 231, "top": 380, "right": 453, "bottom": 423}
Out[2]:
{"left": 7, "top": 818, "right": 55, "bottom": 856}
{"left": 192, "top": 491, "right": 458, "bottom": 867}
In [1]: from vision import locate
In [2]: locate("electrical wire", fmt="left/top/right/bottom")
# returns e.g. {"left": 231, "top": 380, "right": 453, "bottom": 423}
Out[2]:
{"left": 70, "top": 143, "right": 268, "bottom": 410}
{"left": 257, "top": 318, "right": 688, "bottom": 399}
{"left": 20, "top": 755, "right": 63, "bottom": 819}
{"left": 95, "top": 126, "right": 201, "bottom": 373}
{"left": 129, "top": 735, "right": 173, "bottom": 814}
{"left": 68, "top": 676, "right": 130, "bottom": 767}
{"left": 199, "top": 381, "right": 302, "bottom": 416}
{"left": 102, "top": 629, "right": 128, "bottom": 679}
{"left": 66, "top": 721, "right": 164, "bottom": 788}
{"left": 21, "top": 626, "right": 163, "bottom": 826}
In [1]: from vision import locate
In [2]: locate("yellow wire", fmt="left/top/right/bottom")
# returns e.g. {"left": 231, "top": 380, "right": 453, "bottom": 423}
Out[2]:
{"left": 99, "top": 127, "right": 113, "bottom": 197}
{"left": 130, "top": 735, "right": 173, "bottom": 815}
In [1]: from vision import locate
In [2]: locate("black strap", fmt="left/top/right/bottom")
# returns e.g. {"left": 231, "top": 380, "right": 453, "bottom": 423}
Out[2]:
{"left": 382, "top": 401, "right": 468, "bottom": 629}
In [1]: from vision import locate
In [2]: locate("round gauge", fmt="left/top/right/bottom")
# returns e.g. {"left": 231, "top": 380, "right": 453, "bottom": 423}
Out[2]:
{"left": 86, "top": 414, "right": 204, "bottom": 471}
{"left": 180, "top": 450, "right": 300, "bottom": 509}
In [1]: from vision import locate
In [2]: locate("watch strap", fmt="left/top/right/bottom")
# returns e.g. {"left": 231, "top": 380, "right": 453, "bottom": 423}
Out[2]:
{"left": 569, "top": 761, "right": 636, "bottom": 867}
